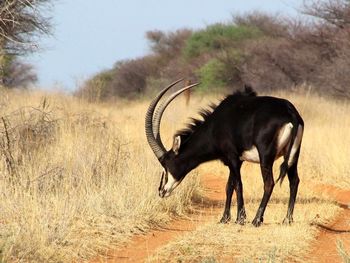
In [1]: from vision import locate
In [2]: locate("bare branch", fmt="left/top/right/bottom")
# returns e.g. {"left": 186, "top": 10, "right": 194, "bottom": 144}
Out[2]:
{"left": 0, "top": 0, "right": 52, "bottom": 55}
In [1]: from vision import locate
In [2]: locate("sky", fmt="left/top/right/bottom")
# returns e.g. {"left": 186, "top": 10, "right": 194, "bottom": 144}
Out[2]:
{"left": 27, "top": 0, "right": 304, "bottom": 91}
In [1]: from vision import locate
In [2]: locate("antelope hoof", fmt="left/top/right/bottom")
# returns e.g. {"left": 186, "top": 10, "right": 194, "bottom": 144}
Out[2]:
{"left": 252, "top": 217, "right": 263, "bottom": 227}
{"left": 282, "top": 217, "right": 293, "bottom": 225}
{"left": 219, "top": 215, "right": 231, "bottom": 224}
{"left": 235, "top": 217, "right": 245, "bottom": 225}
{"left": 235, "top": 210, "right": 246, "bottom": 225}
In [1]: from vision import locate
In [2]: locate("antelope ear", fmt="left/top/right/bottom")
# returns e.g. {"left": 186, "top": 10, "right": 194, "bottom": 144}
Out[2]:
{"left": 172, "top": 136, "right": 181, "bottom": 155}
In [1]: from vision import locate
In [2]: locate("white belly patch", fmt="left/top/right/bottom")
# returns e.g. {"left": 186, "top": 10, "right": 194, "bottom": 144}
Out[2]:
{"left": 240, "top": 146, "right": 260, "bottom": 163}
{"left": 239, "top": 122, "right": 296, "bottom": 164}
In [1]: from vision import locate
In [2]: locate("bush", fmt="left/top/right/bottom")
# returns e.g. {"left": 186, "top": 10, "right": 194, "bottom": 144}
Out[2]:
{"left": 196, "top": 59, "right": 227, "bottom": 91}
{"left": 233, "top": 11, "right": 289, "bottom": 38}
{"left": 0, "top": 55, "right": 37, "bottom": 89}
{"left": 75, "top": 70, "right": 114, "bottom": 102}
{"left": 235, "top": 1, "right": 350, "bottom": 96}
{"left": 79, "top": 1, "right": 350, "bottom": 100}
{"left": 183, "top": 23, "right": 262, "bottom": 58}
{"left": 76, "top": 55, "right": 162, "bottom": 100}
{"left": 146, "top": 29, "right": 192, "bottom": 60}
{"left": 111, "top": 56, "right": 161, "bottom": 98}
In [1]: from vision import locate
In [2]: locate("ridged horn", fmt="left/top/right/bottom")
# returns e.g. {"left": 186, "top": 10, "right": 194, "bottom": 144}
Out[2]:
{"left": 145, "top": 79, "right": 184, "bottom": 160}
{"left": 153, "top": 83, "right": 199, "bottom": 143}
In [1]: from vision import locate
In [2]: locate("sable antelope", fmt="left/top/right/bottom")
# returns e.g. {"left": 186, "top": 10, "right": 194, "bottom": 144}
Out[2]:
{"left": 145, "top": 79, "right": 304, "bottom": 226}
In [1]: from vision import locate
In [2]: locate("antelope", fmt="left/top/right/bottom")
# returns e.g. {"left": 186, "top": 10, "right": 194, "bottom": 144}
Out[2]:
{"left": 145, "top": 79, "right": 304, "bottom": 227}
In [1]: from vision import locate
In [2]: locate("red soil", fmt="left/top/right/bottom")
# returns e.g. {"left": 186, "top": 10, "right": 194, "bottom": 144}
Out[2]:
{"left": 92, "top": 174, "right": 226, "bottom": 262}
{"left": 306, "top": 183, "right": 350, "bottom": 263}
{"left": 92, "top": 176, "right": 350, "bottom": 262}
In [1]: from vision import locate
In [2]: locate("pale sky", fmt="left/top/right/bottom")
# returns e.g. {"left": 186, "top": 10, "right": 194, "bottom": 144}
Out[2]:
{"left": 27, "top": 0, "right": 304, "bottom": 91}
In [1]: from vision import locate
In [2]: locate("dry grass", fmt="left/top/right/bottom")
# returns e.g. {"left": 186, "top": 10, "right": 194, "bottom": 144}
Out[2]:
{"left": 337, "top": 240, "right": 350, "bottom": 263}
{"left": 291, "top": 92, "right": 350, "bottom": 189}
{"left": 0, "top": 87, "right": 349, "bottom": 262}
{"left": 0, "top": 89, "right": 199, "bottom": 262}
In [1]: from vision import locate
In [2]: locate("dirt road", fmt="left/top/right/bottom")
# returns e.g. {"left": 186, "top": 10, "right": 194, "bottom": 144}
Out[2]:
{"left": 92, "top": 174, "right": 226, "bottom": 262}
{"left": 93, "top": 175, "right": 350, "bottom": 262}
{"left": 307, "top": 183, "right": 350, "bottom": 263}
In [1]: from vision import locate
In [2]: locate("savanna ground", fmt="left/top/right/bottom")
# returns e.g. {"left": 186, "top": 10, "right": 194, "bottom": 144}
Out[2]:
{"left": 0, "top": 86, "right": 349, "bottom": 262}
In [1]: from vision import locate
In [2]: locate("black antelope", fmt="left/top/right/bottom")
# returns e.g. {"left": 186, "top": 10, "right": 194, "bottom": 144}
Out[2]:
{"left": 145, "top": 79, "right": 304, "bottom": 226}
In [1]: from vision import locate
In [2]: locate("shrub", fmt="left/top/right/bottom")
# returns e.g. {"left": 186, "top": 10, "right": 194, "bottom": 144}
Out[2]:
{"left": 78, "top": 1, "right": 350, "bottom": 100}
{"left": 77, "top": 55, "right": 162, "bottom": 100}
{"left": 183, "top": 23, "right": 262, "bottom": 58}
{"left": 111, "top": 56, "right": 161, "bottom": 98}
{"left": 146, "top": 29, "right": 192, "bottom": 60}
{"left": 235, "top": 1, "right": 350, "bottom": 96}
{"left": 233, "top": 11, "right": 289, "bottom": 38}
{"left": 75, "top": 70, "right": 114, "bottom": 102}
{"left": 0, "top": 55, "right": 37, "bottom": 89}
{"left": 196, "top": 59, "right": 227, "bottom": 91}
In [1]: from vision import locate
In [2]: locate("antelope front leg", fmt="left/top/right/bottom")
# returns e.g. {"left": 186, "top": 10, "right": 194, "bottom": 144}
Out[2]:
{"left": 220, "top": 172, "right": 234, "bottom": 223}
{"left": 234, "top": 174, "right": 246, "bottom": 225}
{"left": 252, "top": 165, "right": 274, "bottom": 227}
{"left": 220, "top": 161, "right": 245, "bottom": 224}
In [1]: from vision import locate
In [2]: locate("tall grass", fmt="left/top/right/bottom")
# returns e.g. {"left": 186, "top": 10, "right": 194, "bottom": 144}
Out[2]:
{"left": 282, "top": 90, "right": 350, "bottom": 188}
{"left": 0, "top": 88, "right": 349, "bottom": 262}
{"left": 0, "top": 90, "right": 199, "bottom": 262}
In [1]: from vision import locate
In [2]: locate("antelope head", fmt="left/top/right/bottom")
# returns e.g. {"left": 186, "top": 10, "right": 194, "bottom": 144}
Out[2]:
{"left": 145, "top": 79, "right": 199, "bottom": 198}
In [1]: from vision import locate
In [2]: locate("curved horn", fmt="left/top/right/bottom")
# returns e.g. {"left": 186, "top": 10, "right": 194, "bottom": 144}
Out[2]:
{"left": 145, "top": 79, "right": 184, "bottom": 159}
{"left": 153, "top": 83, "right": 199, "bottom": 143}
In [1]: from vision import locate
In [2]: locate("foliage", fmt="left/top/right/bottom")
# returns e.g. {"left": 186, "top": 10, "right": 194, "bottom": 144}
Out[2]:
{"left": 79, "top": 0, "right": 350, "bottom": 100}
{"left": 233, "top": 11, "right": 289, "bottom": 38}
{"left": 303, "top": 0, "right": 350, "bottom": 28}
{"left": 75, "top": 70, "right": 114, "bottom": 102}
{"left": 183, "top": 23, "right": 262, "bottom": 58}
{"left": 2, "top": 57, "right": 37, "bottom": 88}
{"left": 76, "top": 55, "right": 164, "bottom": 100}
{"left": 77, "top": 29, "right": 193, "bottom": 100}
{"left": 196, "top": 59, "right": 227, "bottom": 91}
{"left": 146, "top": 29, "right": 192, "bottom": 60}
{"left": 111, "top": 56, "right": 161, "bottom": 98}
{"left": 235, "top": 0, "right": 350, "bottom": 97}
